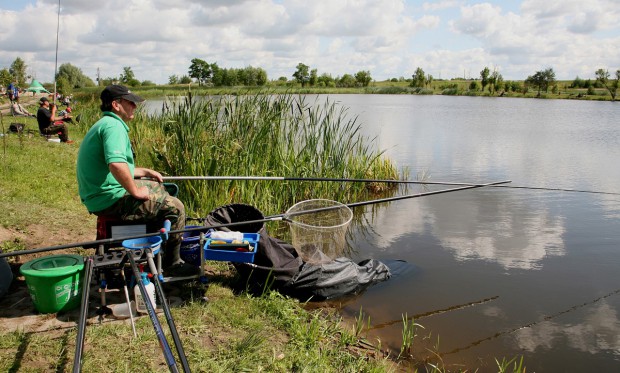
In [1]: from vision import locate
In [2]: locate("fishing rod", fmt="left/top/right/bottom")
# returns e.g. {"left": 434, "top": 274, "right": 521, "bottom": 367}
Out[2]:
{"left": 163, "top": 175, "right": 620, "bottom": 196}
{"left": 0, "top": 180, "right": 510, "bottom": 259}
{"left": 53, "top": 0, "right": 61, "bottom": 105}
{"left": 126, "top": 249, "right": 180, "bottom": 373}
{"left": 143, "top": 221, "right": 191, "bottom": 373}
{"left": 72, "top": 257, "right": 93, "bottom": 373}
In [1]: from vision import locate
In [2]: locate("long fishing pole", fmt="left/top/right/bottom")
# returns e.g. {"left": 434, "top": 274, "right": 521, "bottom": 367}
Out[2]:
{"left": 72, "top": 257, "right": 93, "bottom": 373}
{"left": 144, "top": 221, "right": 191, "bottom": 373}
{"left": 163, "top": 175, "right": 620, "bottom": 196}
{"left": 0, "top": 180, "right": 510, "bottom": 259}
{"left": 53, "top": 0, "right": 61, "bottom": 105}
{"left": 126, "top": 250, "right": 179, "bottom": 373}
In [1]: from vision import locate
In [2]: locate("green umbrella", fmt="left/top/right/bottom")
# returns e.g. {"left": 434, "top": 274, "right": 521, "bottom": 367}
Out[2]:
{"left": 26, "top": 79, "right": 50, "bottom": 93}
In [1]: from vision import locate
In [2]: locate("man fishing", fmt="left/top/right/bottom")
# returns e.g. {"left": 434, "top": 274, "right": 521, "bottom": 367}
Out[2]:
{"left": 37, "top": 97, "right": 73, "bottom": 143}
{"left": 76, "top": 84, "right": 198, "bottom": 277}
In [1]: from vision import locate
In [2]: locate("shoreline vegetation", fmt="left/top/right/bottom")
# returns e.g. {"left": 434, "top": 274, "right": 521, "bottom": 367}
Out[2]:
{"left": 0, "top": 91, "right": 528, "bottom": 372}
{"left": 73, "top": 78, "right": 619, "bottom": 102}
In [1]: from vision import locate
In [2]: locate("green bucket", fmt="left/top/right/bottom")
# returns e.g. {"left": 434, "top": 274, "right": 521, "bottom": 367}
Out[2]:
{"left": 20, "top": 254, "right": 85, "bottom": 314}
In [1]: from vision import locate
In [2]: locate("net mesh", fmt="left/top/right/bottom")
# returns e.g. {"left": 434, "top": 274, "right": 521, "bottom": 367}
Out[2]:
{"left": 285, "top": 199, "right": 353, "bottom": 264}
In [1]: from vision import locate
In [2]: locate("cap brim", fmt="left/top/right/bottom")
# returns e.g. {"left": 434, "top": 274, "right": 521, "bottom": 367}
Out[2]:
{"left": 122, "top": 93, "right": 145, "bottom": 104}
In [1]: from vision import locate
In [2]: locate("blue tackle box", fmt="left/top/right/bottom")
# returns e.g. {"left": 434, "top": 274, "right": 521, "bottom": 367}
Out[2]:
{"left": 204, "top": 233, "right": 259, "bottom": 263}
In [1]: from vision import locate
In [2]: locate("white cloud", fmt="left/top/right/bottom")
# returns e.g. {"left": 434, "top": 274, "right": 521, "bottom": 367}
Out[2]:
{"left": 0, "top": 0, "right": 618, "bottom": 84}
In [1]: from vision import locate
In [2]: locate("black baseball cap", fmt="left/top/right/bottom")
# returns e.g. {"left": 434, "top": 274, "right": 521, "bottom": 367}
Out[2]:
{"left": 100, "top": 84, "right": 145, "bottom": 104}
{"left": 39, "top": 97, "right": 49, "bottom": 105}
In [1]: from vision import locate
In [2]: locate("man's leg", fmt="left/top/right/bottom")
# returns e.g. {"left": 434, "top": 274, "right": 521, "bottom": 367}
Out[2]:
{"left": 99, "top": 180, "right": 186, "bottom": 268}
{"left": 42, "top": 123, "right": 69, "bottom": 142}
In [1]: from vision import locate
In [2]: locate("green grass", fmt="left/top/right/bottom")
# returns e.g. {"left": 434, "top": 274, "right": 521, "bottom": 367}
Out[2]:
{"left": 0, "top": 127, "right": 93, "bottom": 234}
{"left": 0, "top": 97, "right": 398, "bottom": 372}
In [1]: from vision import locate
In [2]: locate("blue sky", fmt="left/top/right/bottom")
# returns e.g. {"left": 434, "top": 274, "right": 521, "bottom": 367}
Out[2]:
{"left": 0, "top": 0, "right": 618, "bottom": 84}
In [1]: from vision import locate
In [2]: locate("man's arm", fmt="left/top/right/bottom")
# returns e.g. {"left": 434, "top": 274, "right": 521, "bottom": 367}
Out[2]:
{"left": 109, "top": 162, "right": 149, "bottom": 200}
{"left": 50, "top": 105, "right": 67, "bottom": 123}
{"left": 134, "top": 167, "right": 163, "bottom": 182}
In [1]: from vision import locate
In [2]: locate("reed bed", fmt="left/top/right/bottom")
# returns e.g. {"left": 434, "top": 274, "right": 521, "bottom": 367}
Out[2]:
{"left": 130, "top": 92, "right": 400, "bottom": 217}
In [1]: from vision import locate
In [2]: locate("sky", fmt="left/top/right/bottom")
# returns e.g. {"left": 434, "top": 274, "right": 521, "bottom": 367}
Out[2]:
{"left": 0, "top": 0, "right": 619, "bottom": 85}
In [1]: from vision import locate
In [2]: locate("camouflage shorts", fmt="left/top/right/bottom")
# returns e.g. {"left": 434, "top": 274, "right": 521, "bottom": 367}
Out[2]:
{"left": 94, "top": 180, "right": 185, "bottom": 265}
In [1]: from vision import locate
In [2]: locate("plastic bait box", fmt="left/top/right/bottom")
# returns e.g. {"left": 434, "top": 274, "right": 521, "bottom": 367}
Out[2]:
{"left": 204, "top": 233, "right": 259, "bottom": 263}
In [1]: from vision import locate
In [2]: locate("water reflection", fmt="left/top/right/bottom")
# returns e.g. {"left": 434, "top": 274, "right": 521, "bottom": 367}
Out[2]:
{"left": 361, "top": 189, "right": 567, "bottom": 270}
{"left": 432, "top": 194, "right": 566, "bottom": 270}
{"left": 515, "top": 301, "right": 620, "bottom": 355}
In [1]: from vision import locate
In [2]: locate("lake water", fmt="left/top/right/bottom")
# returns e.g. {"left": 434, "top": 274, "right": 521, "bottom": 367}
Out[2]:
{"left": 146, "top": 94, "right": 620, "bottom": 371}
{"left": 326, "top": 95, "right": 620, "bottom": 372}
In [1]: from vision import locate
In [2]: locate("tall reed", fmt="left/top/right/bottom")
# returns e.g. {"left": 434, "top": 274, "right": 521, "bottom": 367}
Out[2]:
{"left": 132, "top": 92, "right": 400, "bottom": 217}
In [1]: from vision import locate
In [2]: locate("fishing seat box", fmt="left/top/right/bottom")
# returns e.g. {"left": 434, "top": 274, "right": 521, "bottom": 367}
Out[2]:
{"left": 204, "top": 233, "right": 259, "bottom": 263}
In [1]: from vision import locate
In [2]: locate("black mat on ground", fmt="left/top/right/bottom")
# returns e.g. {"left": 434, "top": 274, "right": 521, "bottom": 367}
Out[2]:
{"left": 203, "top": 203, "right": 391, "bottom": 301}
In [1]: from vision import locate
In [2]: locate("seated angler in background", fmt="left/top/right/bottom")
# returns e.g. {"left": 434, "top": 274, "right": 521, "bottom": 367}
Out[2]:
{"left": 10, "top": 98, "right": 35, "bottom": 117}
{"left": 36, "top": 97, "right": 73, "bottom": 143}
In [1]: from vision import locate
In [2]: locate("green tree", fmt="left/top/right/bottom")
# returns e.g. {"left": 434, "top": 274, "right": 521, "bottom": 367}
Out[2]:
{"left": 179, "top": 75, "right": 192, "bottom": 84}
{"left": 120, "top": 66, "right": 135, "bottom": 83}
{"left": 56, "top": 76, "right": 72, "bottom": 95}
{"left": 480, "top": 67, "right": 490, "bottom": 92}
{"left": 410, "top": 67, "right": 425, "bottom": 88}
{"left": 216, "top": 68, "right": 238, "bottom": 86}
{"left": 98, "top": 76, "right": 117, "bottom": 86}
{"left": 595, "top": 68, "right": 619, "bottom": 101}
{"left": 542, "top": 68, "right": 556, "bottom": 92}
{"left": 141, "top": 80, "right": 156, "bottom": 86}
{"left": 490, "top": 69, "right": 503, "bottom": 94}
{"left": 309, "top": 68, "right": 318, "bottom": 86}
{"left": 168, "top": 75, "right": 179, "bottom": 85}
{"left": 188, "top": 58, "right": 213, "bottom": 86}
{"left": 354, "top": 70, "right": 372, "bottom": 87}
{"left": 255, "top": 67, "right": 268, "bottom": 86}
{"left": 119, "top": 66, "right": 140, "bottom": 86}
{"left": 239, "top": 66, "right": 267, "bottom": 86}
{"left": 571, "top": 76, "right": 585, "bottom": 88}
{"left": 525, "top": 71, "right": 545, "bottom": 96}
{"left": 0, "top": 68, "right": 12, "bottom": 88}
{"left": 425, "top": 74, "right": 433, "bottom": 88}
{"left": 292, "top": 63, "right": 310, "bottom": 87}
{"left": 56, "top": 63, "right": 95, "bottom": 89}
{"left": 338, "top": 74, "right": 356, "bottom": 87}
{"left": 9, "top": 57, "right": 27, "bottom": 86}
{"left": 509, "top": 81, "right": 522, "bottom": 92}
{"left": 317, "top": 73, "right": 335, "bottom": 87}
{"left": 526, "top": 68, "right": 556, "bottom": 96}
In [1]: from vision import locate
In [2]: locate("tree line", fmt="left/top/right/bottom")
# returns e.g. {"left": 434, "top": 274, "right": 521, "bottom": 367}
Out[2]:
{"left": 409, "top": 65, "right": 619, "bottom": 100}
{"left": 1, "top": 56, "right": 618, "bottom": 100}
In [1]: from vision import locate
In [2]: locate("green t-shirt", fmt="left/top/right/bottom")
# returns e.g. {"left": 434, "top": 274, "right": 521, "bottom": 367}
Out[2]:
{"left": 76, "top": 112, "right": 135, "bottom": 212}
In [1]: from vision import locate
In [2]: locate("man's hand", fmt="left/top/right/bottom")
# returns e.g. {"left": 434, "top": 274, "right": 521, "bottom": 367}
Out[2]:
{"left": 133, "top": 185, "right": 150, "bottom": 200}
{"left": 134, "top": 168, "right": 163, "bottom": 183}
{"left": 109, "top": 162, "right": 151, "bottom": 200}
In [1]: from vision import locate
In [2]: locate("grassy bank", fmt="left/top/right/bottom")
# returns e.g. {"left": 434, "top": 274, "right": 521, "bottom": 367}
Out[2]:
{"left": 0, "top": 100, "right": 398, "bottom": 372}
